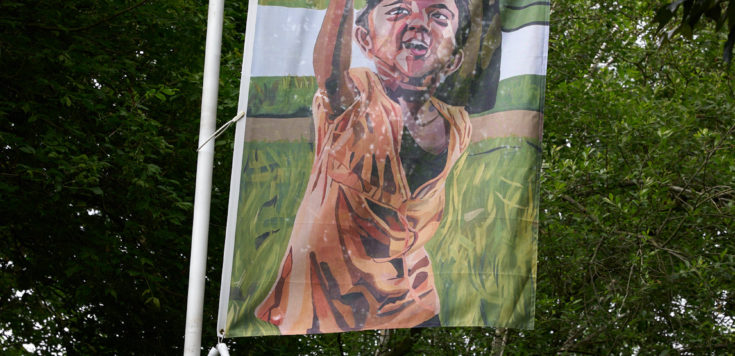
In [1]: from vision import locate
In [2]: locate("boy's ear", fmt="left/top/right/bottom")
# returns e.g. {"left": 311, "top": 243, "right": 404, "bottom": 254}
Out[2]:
{"left": 443, "top": 49, "right": 464, "bottom": 76}
{"left": 353, "top": 26, "right": 373, "bottom": 57}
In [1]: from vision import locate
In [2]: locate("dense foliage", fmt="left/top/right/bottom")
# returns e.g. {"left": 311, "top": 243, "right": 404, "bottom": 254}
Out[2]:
{"left": 1, "top": 0, "right": 733, "bottom": 354}
{"left": 654, "top": 0, "right": 735, "bottom": 62}
{"left": 1, "top": 0, "right": 244, "bottom": 353}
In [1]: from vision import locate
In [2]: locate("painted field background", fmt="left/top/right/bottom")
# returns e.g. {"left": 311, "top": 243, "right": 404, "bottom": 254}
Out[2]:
{"left": 222, "top": 0, "right": 548, "bottom": 336}
{"left": 226, "top": 138, "right": 540, "bottom": 336}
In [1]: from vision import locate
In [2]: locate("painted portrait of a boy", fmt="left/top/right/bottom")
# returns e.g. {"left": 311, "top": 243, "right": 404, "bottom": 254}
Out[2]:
{"left": 254, "top": 0, "right": 474, "bottom": 334}
{"left": 219, "top": 0, "right": 545, "bottom": 337}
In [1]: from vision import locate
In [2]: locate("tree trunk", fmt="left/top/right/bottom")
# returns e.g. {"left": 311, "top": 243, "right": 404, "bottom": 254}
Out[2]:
{"left": 375, "top": 329, "right": 392, "bottom": 356}
{"left": 491, "top": 328, "right": 508, "bottom": 356}
{"left": 375, "top": 329, "right": 422, "bottom": 356}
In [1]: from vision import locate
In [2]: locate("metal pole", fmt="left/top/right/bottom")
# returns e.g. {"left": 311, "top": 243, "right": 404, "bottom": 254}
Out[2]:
{"left": 184, "top": 0, "right": 225, "bottom": 354}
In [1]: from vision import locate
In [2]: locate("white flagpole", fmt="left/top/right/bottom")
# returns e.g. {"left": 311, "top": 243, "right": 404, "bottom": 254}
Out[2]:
{"left": 184, "top": 0, "right": 225, "bottom": 353}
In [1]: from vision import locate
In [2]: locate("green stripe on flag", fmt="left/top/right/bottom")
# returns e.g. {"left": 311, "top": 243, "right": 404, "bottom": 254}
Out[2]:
{"left": 257, "top": 0, "right": 550, "bottom": 11}
{"left": 248, "top": 74, "right": 546, "bottom": 117}
{"left": 478, "top": 74, "right": 546, "bottom": 115}
{"left": 256, "top": 0, "right": 366, "bottom": 9}
{"left": 254, "top": 0, "right": 550, "bottom": 29}
{"left": 247, "top": 76, "right": 317, "bottom": 117}
{"left": 501, "top": 3, "right": 550, "bottom": 31}
{"left": 501, "top": 0, "right": 550, "bottom": 8}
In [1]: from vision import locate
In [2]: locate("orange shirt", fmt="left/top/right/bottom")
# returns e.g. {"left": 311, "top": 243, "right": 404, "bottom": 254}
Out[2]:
{"left": 255, "top": 68, "right": 472, "bottom": 334}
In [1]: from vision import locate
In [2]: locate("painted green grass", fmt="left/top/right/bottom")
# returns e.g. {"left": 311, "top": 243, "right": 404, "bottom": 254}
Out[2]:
{"left": 226, "top": 137, "right": 540, "bottom": 336}
{"left": 226, "top": 141, "right": 314, "bottom": 336}
{"left": 429, "top": 137, "right": 540, "bottom": 329}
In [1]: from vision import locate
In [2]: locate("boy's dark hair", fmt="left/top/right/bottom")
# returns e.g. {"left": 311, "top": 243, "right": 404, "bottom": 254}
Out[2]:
{"left": 355, "top": 0, "right": 471, "bottom": 51}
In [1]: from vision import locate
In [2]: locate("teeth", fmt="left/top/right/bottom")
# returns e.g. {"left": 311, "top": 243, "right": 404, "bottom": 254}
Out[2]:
{"left": 404, "top": 40, "right": 428, "bottom": 50}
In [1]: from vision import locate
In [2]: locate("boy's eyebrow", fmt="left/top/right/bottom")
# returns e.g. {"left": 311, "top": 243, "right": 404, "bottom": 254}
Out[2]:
{"left": 427, "top": 3, "right": 455, "bottom": 16}
{"left": 381, "top": 0, "right": 405, "bottom": 6}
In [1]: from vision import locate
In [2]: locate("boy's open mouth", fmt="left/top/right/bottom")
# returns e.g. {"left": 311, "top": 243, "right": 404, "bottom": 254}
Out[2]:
{"left": 402, "top": 39, "right": 429, "bottom": 57}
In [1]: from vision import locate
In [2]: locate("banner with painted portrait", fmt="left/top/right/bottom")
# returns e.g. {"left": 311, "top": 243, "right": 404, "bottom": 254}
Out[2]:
{"left": 218, "top": 0, "right": 548, "bottom": 337}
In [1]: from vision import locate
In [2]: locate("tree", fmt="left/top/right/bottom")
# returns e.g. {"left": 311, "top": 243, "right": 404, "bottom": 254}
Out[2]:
{"left": 531, "top": 0, "right": 735, "bottom": 353}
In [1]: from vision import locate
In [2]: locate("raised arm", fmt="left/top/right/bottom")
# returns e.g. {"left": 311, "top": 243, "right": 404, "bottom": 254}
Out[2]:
{"left": 314, "top": 0, "right": 357, "bottom": 116}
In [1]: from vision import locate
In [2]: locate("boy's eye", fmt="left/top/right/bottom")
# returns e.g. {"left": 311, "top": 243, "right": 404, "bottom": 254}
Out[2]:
{"left": 431, "top": 12, "right": 449, "bottom": 22}
{"left": 386, "top": 7, "right": 410, "bottom": 16}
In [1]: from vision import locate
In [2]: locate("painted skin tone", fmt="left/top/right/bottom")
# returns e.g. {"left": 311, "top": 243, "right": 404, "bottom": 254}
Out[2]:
{"left": 314, "top": 0, "right": 464, "bottom": 155}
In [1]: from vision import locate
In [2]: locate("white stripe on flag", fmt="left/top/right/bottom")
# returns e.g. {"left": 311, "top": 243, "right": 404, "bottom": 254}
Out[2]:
{"left": 250, "top": 5, "right": 548, "bottom": 80}
{"left": 499, "top": 24, "right": 549, "bottom": 81}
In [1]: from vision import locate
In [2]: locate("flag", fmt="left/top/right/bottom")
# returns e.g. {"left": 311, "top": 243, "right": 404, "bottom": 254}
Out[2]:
{"left": 218, "top": 0, "right": 548, "bottom": 337}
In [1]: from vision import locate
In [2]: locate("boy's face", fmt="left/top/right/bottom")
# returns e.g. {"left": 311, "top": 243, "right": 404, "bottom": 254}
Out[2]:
{"left": 361, "top": 0, "right": 461, "bottom": 82}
